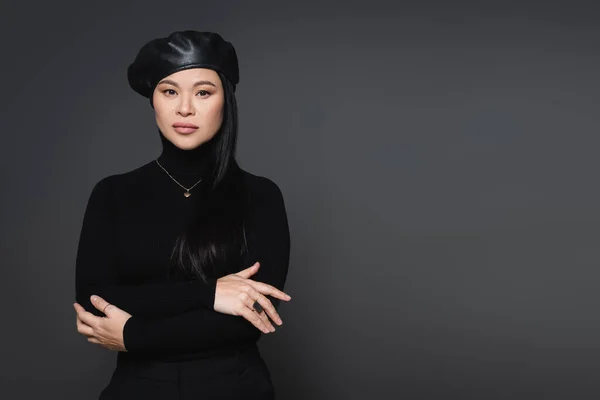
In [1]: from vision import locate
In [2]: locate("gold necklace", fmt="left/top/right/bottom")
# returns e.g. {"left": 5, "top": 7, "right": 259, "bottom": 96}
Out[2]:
{"left": 155, "top": 159, "right": 203, "bottom": 197}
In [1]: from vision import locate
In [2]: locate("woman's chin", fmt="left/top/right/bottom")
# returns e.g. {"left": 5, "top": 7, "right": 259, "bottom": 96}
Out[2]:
{"left": 169, "top": 134, "right": 208, "bottom": 150}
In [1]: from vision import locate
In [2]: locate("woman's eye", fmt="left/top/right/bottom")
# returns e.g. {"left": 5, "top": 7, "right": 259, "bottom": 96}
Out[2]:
{"left": 161, "top": 89, "right": 209, "bottom": 96}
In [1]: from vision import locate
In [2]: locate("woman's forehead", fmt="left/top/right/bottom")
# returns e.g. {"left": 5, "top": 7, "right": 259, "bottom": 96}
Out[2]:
{"left": 158, "top": 68, "right": 222, "bottom": 87}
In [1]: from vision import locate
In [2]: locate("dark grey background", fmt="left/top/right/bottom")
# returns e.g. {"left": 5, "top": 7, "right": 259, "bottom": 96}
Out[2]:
{"left": 1, "top": 1, "right": 599, "bottom": 399}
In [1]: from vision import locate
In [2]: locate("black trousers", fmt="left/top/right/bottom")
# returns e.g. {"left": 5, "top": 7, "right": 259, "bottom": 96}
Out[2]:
{"left": 98, "top": 345, "right": 275, "bottom": 400}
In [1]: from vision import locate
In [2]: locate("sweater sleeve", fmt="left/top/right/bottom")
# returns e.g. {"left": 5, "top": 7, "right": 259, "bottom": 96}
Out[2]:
{"left": 122, "top": 177, "right": 291, "bottom": 355}
{"left": 75, "top": 176, "right": 217, "bottom": 318}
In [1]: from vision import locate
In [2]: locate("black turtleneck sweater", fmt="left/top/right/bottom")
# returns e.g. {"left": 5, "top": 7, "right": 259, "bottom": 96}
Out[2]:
{"left": 74, "top": 132, "right": 291, "bottom": 361}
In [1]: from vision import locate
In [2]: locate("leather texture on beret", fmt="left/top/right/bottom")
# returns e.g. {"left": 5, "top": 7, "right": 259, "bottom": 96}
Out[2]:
{"left": 127, "top": 30, "right": 239, "bottom": 98}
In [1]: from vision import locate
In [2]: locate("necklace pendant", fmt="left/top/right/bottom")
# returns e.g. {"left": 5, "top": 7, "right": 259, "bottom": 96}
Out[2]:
{"left": 184, "top": 191, "right": 191, "bottom": 198}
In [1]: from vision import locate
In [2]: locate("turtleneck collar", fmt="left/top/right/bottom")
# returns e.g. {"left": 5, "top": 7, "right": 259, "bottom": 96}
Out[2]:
{"left": 156, "top": 129, "right": 214, "bottom": 177}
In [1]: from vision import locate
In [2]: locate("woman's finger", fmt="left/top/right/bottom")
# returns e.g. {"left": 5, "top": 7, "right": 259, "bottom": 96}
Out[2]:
{"left": 247, "top": 290, "right": 282, "bottom": 327}
{"left": 255, "top": 304, "right": 275, "bottom": 332}
{"left": 76, "top": 318, "right": 95, "bottom": 337}
{"left": 248, "top": 281, "right": 291, "bottom": 302}
{"left": 87, "top": 337, "right": 101, "bottom": 344}
{"left": 242, "top": 291, "right": 276, "bottom": 331}
{"left": 256, "top": 293, "right": 283, "bottom": 327}
{"left": 234, "top": 262, "right": 260, "bottom": 279}
{"left": 89, "top": 295, "right": 112, "bottom": 315}
{"left": 238, "top": 305, "right": 271, "bottom": 334}
{"left": 73, "top": 303, "right": 100, "bottom": 329}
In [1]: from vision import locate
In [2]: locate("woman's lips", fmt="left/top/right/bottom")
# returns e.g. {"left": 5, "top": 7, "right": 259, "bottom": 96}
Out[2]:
{"left": 172, "top": 123, "right": 198, "bottom": 135}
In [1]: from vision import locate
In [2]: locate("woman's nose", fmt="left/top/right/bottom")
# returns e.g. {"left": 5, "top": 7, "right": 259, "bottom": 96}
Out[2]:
{"left": 177, "top": 97, "right": 195, "bottom": 116}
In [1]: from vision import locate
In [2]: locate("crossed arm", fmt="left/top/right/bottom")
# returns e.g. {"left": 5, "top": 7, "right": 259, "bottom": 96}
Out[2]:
{"left": 74, "top": 175, "right": 291, "bottom": 356}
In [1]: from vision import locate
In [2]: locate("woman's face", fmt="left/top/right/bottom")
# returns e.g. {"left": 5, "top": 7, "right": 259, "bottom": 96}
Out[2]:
{"left": 152, "top": 68, "right": 225, "bottom": 150}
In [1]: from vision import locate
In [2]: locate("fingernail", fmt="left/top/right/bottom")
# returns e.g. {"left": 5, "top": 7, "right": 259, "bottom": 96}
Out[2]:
{"left": 91, "top": 296, "right": 98, "bottom": 302}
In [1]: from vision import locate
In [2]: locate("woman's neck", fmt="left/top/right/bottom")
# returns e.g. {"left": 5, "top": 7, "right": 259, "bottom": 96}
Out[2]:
{"left": 156, "top": 129, "right": 214, "bottom": 177}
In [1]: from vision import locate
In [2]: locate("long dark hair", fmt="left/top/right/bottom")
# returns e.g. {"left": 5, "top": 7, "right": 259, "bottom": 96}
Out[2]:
{"left": 170, "top": 71, "right": 249, "bottom": 283}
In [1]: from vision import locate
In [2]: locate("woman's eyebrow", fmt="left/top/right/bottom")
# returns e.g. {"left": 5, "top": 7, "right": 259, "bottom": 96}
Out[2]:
{"left": 157, "top": 79, "right": 217, "bottom": 87}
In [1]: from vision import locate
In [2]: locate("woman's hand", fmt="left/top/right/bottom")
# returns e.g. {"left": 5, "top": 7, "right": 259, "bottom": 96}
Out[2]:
{"left": 215, "top": 262, "right": 291, "bottom": 334}
{"left": 73, "top": 295, "right": 132, "bottom": 352}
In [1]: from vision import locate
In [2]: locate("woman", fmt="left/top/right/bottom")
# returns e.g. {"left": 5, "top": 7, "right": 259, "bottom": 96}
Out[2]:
{"left": 72, "top": 31, "right": 291, "bottom": 399}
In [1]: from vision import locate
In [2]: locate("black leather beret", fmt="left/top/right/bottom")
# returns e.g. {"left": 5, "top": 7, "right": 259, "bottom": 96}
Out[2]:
{"left": 127, "top": 30, "right": 239, "bottom": 98}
